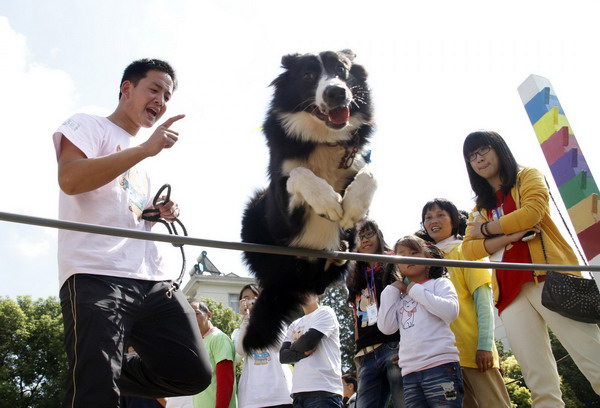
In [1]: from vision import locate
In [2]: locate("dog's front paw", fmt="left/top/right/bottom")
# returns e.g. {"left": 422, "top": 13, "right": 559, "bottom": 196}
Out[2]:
{"left": 339, "top": 168, "right": 377, "bottom": 229}
{"left": 339, "top": 204, "right": 368, "bottom": 229}
{"left": 287, "top": 167, "right": 343, "bottom": 221}
{"left": 311, "top": 190, "right": 344, "bottom": 222}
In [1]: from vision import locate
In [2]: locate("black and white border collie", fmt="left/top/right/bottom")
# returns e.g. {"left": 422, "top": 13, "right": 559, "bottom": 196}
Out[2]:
{"left": 241, "top": 50, "right": 376, "bottom": 351}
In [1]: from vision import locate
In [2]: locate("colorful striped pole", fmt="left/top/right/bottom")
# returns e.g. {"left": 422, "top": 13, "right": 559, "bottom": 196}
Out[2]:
{"left": 518, "top": 74, "right": 600, "bottom": 290}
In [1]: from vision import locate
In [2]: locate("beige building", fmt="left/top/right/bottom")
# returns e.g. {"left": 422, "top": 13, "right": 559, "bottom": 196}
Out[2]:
{"left": 182, "top": 250, "right": 255, "bottom": 313}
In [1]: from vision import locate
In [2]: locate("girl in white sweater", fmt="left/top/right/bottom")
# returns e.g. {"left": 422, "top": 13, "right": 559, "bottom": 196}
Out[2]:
{"left": 377, "top": 235, "right": 463, "bottom": 407}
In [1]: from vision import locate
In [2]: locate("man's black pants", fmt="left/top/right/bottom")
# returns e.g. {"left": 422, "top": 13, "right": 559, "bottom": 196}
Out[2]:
{"left": 60, "top": 274, "right": 211, "bottom": 408}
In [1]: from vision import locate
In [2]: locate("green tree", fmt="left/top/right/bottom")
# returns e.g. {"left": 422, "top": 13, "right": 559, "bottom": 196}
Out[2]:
{"left": 497, "top": 330, "right": 599, "bottom": 408}
{"left": 500, "top": 354, "right": 532, "bottom": 408}
{"left": 322, "top": 281, "right": 355, "bottom": 373}
{"left": 199, "top": 297, "right": 239, "bottom": 337}
{"left": 0, "top": 296, "right": 67, "bottom": 408}
{"left": 549, "top": 329, "right": 600, "bottom": 407}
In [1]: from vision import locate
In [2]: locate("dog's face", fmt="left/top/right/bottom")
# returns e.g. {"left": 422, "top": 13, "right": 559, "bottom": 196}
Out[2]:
{"left": 271, "top": 50, "right": 371, "bottom": 143}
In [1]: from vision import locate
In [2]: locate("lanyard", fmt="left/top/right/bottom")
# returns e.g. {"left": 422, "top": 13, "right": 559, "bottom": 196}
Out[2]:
{"left": 494, "top": 206, "right": 503, "bottom": 221}
{"left": 364, "top": 266, "right": 376, "bottom": 304}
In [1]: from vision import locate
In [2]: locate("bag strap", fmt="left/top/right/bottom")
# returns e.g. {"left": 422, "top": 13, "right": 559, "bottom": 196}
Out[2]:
{"left": 543, "top": 176, "right": 588, "bottom": 266}
{"left": 540, "top": 179, "right": 596, "bottom": 282}
{"left": 539, "top": 231, "right": 549, "bottom": 265}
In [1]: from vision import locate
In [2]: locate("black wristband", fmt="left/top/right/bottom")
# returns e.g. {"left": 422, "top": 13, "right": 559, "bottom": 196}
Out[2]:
{"left": 481, "top": 222, "right": 492, "bottom": 238}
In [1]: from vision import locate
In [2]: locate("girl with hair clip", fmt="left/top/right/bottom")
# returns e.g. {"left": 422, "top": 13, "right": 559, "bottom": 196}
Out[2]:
{"left": 461, "top": 130, "right": 600, "bottom": 407}
{"left": 232, "top": 284, "right": 293, "bottom": 408}
{"left": 420, "top": 198, "right": 510, "bottom": 407}
{"left": 346, "top": 219, "right": 405, "bottom": 408}
{"left": 378, "top": 235, "right": 463, "bottom": 408}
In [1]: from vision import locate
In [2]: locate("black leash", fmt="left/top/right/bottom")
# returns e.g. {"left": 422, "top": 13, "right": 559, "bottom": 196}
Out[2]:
{"left": 141, "top": 184, "right": 187, "bottom": 298}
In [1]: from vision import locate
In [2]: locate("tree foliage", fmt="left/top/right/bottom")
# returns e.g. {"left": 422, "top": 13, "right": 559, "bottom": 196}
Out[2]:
{"left": 497, "top": 329, "right": 600, "bottom": 408}
{"left": 321, "top": 281, "right": 355, "bottom": 373}
{"left": 549, "top": 329, "right": 600, "bottom": 407}
{"left": 199, "top": 296, "right": 239, "bottom": 337}
{"left": 498, "top": 352, "right": 532, "bottom": 408}
{"left": 0, "top": 296, "right": 67, "bottom": 408}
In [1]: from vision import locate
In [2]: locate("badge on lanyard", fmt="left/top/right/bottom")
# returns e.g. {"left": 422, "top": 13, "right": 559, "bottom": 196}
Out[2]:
{"left": 367, "top": 303, "right": 378, "bottom": 325}
{"left": 365, "top": 266, "right": 378, "bottom": 325}
{"left": 489, "top": 205, "right": 506, "bottom": 261}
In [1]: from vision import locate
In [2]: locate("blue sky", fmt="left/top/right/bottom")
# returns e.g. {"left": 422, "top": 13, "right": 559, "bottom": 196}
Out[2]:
{"left": 1, "top": 0, "right": 599, "bottom": 299}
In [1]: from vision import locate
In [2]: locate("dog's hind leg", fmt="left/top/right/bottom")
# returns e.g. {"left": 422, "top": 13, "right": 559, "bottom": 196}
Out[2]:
{"left": 242, "top": 285, "right": 304, "bottom": 353}
{"left": 315, "top": 257, "right": 348, "bottom": 295}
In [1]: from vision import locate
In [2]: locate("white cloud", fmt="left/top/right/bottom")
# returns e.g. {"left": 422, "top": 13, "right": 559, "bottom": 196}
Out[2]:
{"left": 14, "top": 237, "right": 51, "bottom": 258}
{"left": 0, "top": 16, "right": 77, "bottom": 218}
{"left": 0, "top": 0, "right": 599, "bottom": 298}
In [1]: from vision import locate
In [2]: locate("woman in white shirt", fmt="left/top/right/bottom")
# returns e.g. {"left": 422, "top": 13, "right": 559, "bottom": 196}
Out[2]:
{"left": 232, "top": 284, "right": 293, "bottom": 408}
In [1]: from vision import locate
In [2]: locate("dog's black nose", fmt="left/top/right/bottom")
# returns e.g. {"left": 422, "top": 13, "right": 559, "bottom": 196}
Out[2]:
{"left": 324, "top": 85, "right": 348, "bottom": 106}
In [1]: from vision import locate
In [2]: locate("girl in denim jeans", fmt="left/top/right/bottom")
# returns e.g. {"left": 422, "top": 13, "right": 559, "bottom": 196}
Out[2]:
{"left": 346, "top": 219, "right": 405, "bottom": 408}
{"left": 378, "top": 236, "right": 463, "bottom": 407}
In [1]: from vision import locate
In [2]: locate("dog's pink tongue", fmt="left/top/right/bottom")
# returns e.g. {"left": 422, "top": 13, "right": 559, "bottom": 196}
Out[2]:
{"left": 328, "top": 107, "right": 350, "bottom": 125}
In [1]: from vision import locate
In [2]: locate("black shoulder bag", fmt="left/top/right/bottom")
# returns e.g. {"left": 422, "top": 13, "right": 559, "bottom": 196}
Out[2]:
{"left": 539, "top": 232, "right": 600, "bottom": 323}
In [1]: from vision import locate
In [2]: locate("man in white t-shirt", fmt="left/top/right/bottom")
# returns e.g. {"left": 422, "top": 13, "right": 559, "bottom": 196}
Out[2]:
{"left": 280, "top": 293, "right": 344, "bottom": 407}
{"left": 53, "top": 58, "right": 211, "bottom": 407}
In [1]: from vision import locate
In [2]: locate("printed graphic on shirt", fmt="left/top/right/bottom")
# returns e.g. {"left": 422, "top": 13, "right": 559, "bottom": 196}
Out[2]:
{"left": 356, "top": 267, "right": 378, "bottom": 328}
{"left": 252, "top": 350, "right": 271, "bottom": 365}
{"left": 62, "top": 118, "right": 81, "bottom": 132}
{"left": 119, "top": 167, "right": 148, "bottom": 219}
{"left": 400, "top": 297, "right": 417, "bottom": 329}
{"left": 356, "top": 289, "right": 373, "bottom": 328}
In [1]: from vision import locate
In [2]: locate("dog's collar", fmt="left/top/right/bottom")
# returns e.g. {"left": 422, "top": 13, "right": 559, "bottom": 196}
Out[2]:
{"left": 324, "top": 136, "right": 360, "bottom": 169}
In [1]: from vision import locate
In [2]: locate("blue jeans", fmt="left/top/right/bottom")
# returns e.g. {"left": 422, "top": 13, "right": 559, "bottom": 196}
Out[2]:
{"left": 292, "top": 392, "right": 342, "bottom": 408}
{"left": 356, "top": 341, "right": 405, "bottom": 408}
{"left": 403, "top": 362, "right": 464, "bottom": 408}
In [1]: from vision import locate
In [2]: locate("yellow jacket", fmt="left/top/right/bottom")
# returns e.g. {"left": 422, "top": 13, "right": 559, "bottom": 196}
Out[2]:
{"left": 462, "top": 167, "right": 581, "bottom": 304}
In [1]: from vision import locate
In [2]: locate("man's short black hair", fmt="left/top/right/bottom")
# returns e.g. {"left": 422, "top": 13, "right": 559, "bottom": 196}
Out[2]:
{"left": 342, "top": 373, "right": 357, "bottom": 391}
{"left": 118, "top": 58, "right": 177, "bottom": 99}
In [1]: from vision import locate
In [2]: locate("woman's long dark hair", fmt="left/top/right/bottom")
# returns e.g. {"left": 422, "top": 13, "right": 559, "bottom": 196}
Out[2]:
{"left": 346, "top": 219, "right": 397, "bottom": 304}
{"left": 463, "top": 130, "right": 519, "bottom": 210}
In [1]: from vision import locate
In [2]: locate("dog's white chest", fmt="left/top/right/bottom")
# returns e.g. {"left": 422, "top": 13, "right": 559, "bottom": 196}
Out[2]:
{"left": 285, "top": 144, "right": 358, "bottom": 192}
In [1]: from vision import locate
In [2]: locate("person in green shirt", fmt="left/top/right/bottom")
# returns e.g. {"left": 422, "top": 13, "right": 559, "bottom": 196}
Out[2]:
{"left": 190, "top": 300, "right": 237, "bottom": 408}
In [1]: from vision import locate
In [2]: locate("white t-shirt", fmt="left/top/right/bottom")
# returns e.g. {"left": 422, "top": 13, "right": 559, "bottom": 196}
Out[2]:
{"left": 53, "top": 113, "right": 168, "bottom": 287}
{"left": 377, "top": 278, "right": 459, "bottom": 376}
{"left": 232, "top": 318, "right": 293, "bottom": 408}
{"left": 285, "top": 305, "right": 343, "bottom": 396}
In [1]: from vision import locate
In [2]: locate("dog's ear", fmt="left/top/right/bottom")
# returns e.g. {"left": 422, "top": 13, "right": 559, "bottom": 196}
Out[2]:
{"left": 269, "top": 72, "right": 287, "bottom": 87}
{"left": 339, "top": 49, "right": 356, "bottom": 61}
{"left": 270, "top": 54, "right": 300, "bottom": 87}
{"left": 350, "top": 63, "right": 368, "bottom": 81}
{"left": 281, "top": 53, "right": 301, "bottom": 69}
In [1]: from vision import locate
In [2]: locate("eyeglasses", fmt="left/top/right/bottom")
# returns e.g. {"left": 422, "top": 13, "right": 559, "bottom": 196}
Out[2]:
{"left": 358, "top": 230, "right": 376, "bottom": 241}
{"left": 466, "top": 145, "right": 492, "bottom": 162}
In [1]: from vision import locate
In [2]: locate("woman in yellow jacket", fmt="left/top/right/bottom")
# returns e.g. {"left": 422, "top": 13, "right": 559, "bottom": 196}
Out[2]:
{"left": 461, "top": 130, "right": 600, "bottom": 408}
{"left": 420, "top": 198, "right": 511, "bottom": 408}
